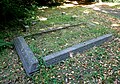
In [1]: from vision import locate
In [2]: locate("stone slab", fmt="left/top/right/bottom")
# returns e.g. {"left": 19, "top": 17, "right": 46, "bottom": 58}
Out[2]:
{"left": 13, "top": 36, "right": 39, "bottom": 76}
{"left": 43, "top": 34, "right": 112, "bottom": 66}
{"left": 24, "top": 22, "right": 85, "bottom": 38}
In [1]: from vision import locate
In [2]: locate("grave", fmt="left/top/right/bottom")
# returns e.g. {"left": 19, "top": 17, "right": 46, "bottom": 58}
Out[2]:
{"left": 13, "top": 34, "right": 112, "bottom": 75}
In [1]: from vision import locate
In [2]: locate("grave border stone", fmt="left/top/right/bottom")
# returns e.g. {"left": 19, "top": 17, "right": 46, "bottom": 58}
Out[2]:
{"left": 13, "top": 36, "right": 39, "bottom": 76}
{"left": 43, "top": 34, "right": 112, "bottom": 66}
{"left": 13, "top": 34, "right": 112, "bottom": 75}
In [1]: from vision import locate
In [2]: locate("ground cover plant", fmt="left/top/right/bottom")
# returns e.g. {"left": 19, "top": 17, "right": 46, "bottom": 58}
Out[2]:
{"left": 0, "top": 4, "right": 120, "bottom": 83}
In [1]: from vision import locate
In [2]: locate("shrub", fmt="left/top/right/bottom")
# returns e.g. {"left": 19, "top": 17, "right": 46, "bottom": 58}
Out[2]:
{"left": 0, "top": 0, "right": 36, "bottom": 24}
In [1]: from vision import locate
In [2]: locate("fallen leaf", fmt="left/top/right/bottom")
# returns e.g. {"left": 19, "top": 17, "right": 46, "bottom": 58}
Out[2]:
{"left": 83, "top": 10, "right": 90, "bottom": 14}
{"left": 111, "top": 24, "right": 120, "bottom": 27}
{"left": 92, "top": 21, "right": 99, "bottom": 25}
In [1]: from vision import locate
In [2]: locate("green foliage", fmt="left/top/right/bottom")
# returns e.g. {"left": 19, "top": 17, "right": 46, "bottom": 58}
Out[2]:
{"left": 0, "top": 0, "right": 65, "bottom": 30}
{"left": 112, "top": 0, "right": 120, "bottom": 2}
{"left": 36, "top": 0, "right": 65, "bottom": 6}
{"left": 100, "top": 0, "right": 120, "bottom": 2}
{"left": 0, "top": 39, "right": 13, "bottom": 50}
{"left": 0, "top": 0, "right": 36, "bottom": 24}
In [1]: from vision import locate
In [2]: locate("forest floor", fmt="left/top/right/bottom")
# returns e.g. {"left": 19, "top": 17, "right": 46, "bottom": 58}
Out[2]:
{"left": 0, "top": 2, "right": 120, "bottom": 84}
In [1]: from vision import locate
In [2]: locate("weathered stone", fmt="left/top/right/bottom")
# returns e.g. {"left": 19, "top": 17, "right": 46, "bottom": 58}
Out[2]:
{"left": 13, "top": 36, "right": 39, "bottom": 76}
{"left": 43, "top": 34, "right": 112, "bottom": 66}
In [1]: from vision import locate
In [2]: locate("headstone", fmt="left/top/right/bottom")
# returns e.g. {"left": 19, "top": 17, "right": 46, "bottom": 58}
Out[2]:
{"left": 13, "top": 36, "right": 39, "bottom": 76}
{"left": 43, "top": 34, "right": 112, "bottom": 66}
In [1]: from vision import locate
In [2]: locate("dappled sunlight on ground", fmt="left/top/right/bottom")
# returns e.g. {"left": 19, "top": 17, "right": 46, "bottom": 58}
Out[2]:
{"left": 81, "top": 2, "right": 120, "bottom": 8}
{"left": 57, "top": 0, "right": 95, "bottom": 8}
{"left": 1, "top": 1, "right": 120, "bottom": 83}
{"left": 59, "top": 3, "right": 76, "bottom": 8}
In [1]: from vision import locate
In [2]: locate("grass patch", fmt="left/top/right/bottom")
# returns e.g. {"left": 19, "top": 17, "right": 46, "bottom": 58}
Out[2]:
{"left": 29, "top": 37, "right": 120, "bottom": 83}
{"left": 110, "top": 5, "right": 120, "bottom": 9}
{"left": 26, "top": 24, "right": 113, "bottom": 57}
{"left": 0, "top": 5, "right": 120, "bottom": 83}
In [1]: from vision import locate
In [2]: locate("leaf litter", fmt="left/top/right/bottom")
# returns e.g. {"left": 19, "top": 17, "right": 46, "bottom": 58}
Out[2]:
{"left": 0, "top": 5, "right": 120, "bottom": 84}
